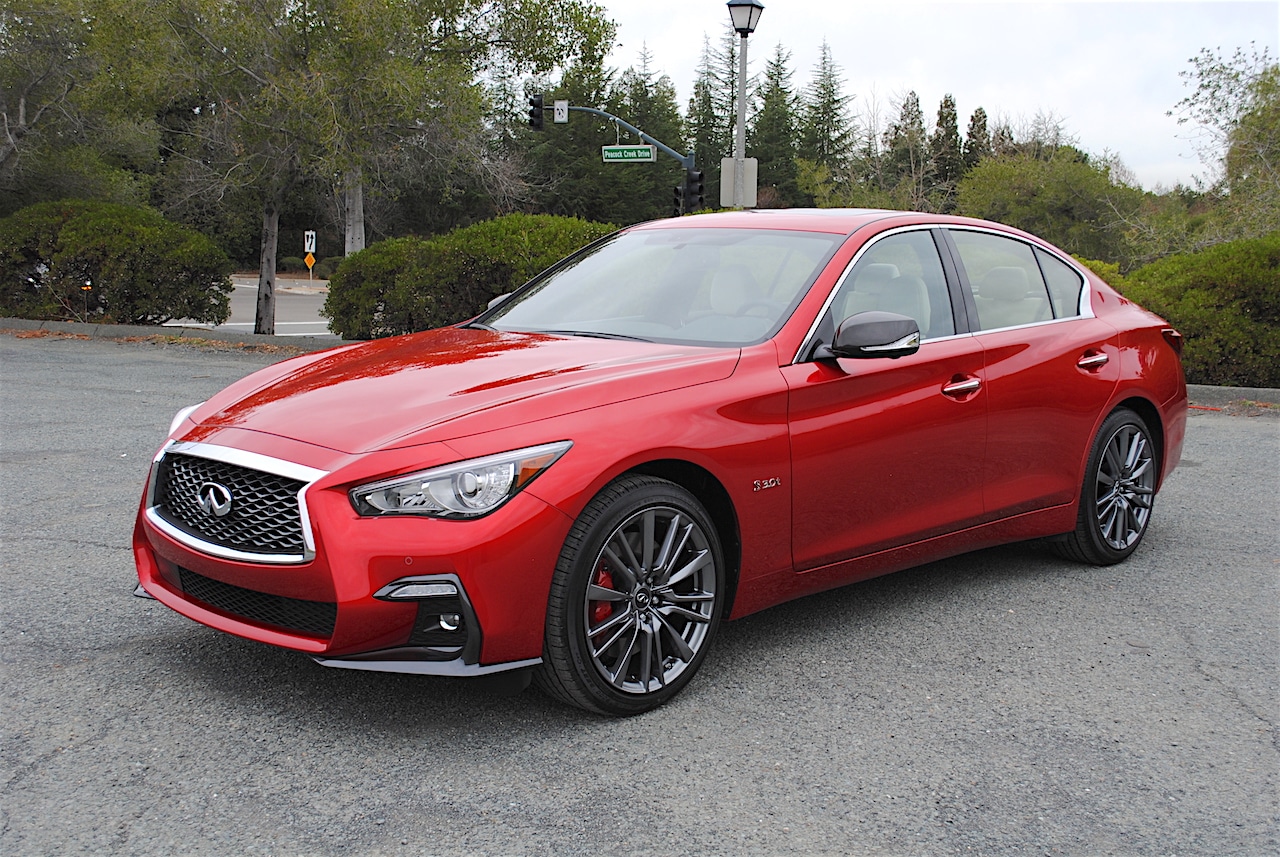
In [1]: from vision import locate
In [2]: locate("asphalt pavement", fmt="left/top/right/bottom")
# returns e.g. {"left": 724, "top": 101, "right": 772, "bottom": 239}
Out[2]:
{"left": 0, "top": 332, "right": 1276, "bottom": 856}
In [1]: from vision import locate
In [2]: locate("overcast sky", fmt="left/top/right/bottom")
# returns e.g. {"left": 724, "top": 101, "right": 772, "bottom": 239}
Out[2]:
{"left": 599, "top": 0, "right": 1279, "bottom": 190}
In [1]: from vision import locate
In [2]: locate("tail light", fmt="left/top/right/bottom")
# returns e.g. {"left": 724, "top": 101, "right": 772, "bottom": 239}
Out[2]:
{"left": 1161, "top": 328, "right": 1184, "bottom": 357}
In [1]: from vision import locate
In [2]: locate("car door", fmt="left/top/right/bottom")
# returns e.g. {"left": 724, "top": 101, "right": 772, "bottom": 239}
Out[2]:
{"left": 783, "top": 227, "right": 988, "bottom": 571}
{"left": 942, "top": 228, "right": 1120, "bottom": 518}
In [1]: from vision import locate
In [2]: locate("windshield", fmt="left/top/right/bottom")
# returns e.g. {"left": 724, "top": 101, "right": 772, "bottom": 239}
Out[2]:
{"left": 479, "top": 227, "right": 843, "bottom": 346}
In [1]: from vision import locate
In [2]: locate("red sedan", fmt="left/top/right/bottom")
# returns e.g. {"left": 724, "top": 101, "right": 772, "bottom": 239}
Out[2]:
{"left": 133, "top": 210, "right": 1187, "bottom": 715}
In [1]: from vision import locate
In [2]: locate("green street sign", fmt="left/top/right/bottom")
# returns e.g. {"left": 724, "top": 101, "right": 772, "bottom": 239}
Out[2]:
{"left": 602, "top": 145, "right": 657, "bottom": 163}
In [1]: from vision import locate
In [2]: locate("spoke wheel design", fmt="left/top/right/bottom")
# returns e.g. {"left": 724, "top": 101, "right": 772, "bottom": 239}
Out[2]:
{"left": 536, "top": 476, "right": 725, "bottom": 715}
{"left": 584, "top": 505, "right": 717, "bottom": 695}
{"left": 1094, "top": 422, "right": 1155, "bottom": 551}
{"left": 1058, "top": 408, "right": 1159, "bottom": 565}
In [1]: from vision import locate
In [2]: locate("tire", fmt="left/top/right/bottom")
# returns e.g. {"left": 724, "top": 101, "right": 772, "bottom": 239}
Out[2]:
{"left": 1056, "top": 408, "right": 1158, "bottom": 565}
{"left": 535, "top": 475, "right": 726, "bottom": 715}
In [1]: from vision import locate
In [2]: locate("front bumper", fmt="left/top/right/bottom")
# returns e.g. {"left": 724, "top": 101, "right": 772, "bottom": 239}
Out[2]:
{"left": 134, "top": 442, "right": 576, "bottom": 675}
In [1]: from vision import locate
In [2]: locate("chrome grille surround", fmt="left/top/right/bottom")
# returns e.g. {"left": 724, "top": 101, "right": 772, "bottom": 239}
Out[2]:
{"left": 146, "top": 441, "right": 328, "bottom": 564}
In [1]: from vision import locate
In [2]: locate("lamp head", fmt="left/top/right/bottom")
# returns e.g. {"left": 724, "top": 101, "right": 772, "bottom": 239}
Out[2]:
{"left": 726, "top": 0, "right": 764, "bottom": 36}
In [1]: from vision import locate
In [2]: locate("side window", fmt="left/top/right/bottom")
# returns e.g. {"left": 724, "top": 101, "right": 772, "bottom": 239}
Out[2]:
{"left": 950, "top": 230, "right": 1054, "bottom": 331}
{"left": 1035, "top": 247, "right": 1085, "bottom": 318}
{"left": 830, "top": 231, "right": 955, "bottom": 339}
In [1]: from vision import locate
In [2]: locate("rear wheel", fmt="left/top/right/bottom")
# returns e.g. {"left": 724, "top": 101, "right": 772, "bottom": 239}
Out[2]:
{"left": 1057, "top": 408, "right": 1158, "bottom": 565}
{"left": 535, "top": 475, "right": 725, "bottom": 715}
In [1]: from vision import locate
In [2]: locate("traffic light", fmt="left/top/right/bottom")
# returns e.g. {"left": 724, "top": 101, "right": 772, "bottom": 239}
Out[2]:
{"left": 528, "top": 94, "right": 544, "bottom": 131}
{"left": 684, "top": 168, "right": 705, "bottom": 211}
{"left": 673, "top": 184, "right": 685, "bottom": 217}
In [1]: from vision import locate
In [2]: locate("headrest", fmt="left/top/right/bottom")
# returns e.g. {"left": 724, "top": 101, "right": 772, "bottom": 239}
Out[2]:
{"left": 852, "top": 262, "right": 900, "bottom": 294}
{"left": 980, "top": 267, "right": 1030, "bottom": 302}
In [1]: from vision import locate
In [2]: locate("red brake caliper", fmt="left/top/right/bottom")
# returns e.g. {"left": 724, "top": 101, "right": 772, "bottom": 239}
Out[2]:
{"left": 590, "top": 567, "right": 615, "bottom": 627}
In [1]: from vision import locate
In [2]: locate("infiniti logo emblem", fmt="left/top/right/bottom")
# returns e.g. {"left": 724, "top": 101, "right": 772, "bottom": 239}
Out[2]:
{"left": 196, "top": 482, "right": 234, "bottom": 518}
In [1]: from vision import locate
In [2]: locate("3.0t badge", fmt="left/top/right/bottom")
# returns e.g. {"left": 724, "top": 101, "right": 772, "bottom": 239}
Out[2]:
{"left": 196, "top": 482, "right": 233, "bottom": 518}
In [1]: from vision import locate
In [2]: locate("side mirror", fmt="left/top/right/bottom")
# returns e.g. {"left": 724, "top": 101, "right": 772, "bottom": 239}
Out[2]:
{"left": 487, "top": 293, "right": 512, "bottom": 310}
{"left": 815, "top": 311, "right": 921, "bottom": 360}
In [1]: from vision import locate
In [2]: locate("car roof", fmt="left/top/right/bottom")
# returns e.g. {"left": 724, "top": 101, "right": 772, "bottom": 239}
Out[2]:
{"left": 629, "top": 208, "right": 1025, "bottom": 240}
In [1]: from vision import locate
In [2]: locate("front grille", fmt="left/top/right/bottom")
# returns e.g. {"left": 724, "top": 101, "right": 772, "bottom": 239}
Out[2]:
{"left": 178, "top": 567, "right": 336, "bottom": 637}
{"left": 155, "top": 453, "right": 308, "bottom": 556}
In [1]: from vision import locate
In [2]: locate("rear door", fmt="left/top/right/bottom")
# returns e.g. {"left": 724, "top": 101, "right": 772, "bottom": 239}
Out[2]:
{"left": 942, "top": 228, "right": 1119, "bottom": 518}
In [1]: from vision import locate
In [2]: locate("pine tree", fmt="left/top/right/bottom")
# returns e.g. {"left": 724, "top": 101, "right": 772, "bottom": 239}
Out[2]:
{"left": 686, "top": 33, "right": 736, "bottom": 207}
{"left": 884, "top": 90, "right": 930, "bottom": 208}
{"left": 524, "top": 47, "right": 623, "bottom": 223}
{"left": 962, "top": 106, "right": 991, "bottom": 172}
{"left": 798, "top": 41, "right": 854, "bottom": 177}
{"left": 609, "top": 47, "right": 686, "bottom": 221}
{"left": 748, "top": 43, "right": 802, "bottom": 207}
{"left": 929, "top": 94, "right": 963, "bottom": 211}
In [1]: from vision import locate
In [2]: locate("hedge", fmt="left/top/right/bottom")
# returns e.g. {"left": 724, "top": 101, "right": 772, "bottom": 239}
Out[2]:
{"left": 1080, "top": 232, "right": 1280, "bottom": 388}
{"left": 323, "top": 213, "right": 615, "bottom": 340}
{"left": 0, "top": 200, "right": 232, "bottom": 325}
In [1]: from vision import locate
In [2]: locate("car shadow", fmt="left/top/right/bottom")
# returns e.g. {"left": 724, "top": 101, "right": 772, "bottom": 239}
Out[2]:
{"left": 149, "top": 539, "right": 1090, "bottom": 736}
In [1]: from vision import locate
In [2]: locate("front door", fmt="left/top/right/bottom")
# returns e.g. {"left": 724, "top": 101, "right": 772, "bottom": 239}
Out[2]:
{"left": 785, "top": 228, "right": 988, "bottom": 571}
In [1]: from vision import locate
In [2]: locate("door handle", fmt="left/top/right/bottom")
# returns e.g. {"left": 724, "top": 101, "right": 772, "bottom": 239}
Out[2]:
{"left": 942, "top": 377, "right": 982, "bottom": 397}
{"left": 1077, "top": 352, "right": 1109, "bottom": 370}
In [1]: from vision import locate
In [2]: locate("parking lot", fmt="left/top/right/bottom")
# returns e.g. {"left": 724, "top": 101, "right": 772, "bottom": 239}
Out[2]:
{"left": 1, "top": 332, "right": 1276, "bottom": 856}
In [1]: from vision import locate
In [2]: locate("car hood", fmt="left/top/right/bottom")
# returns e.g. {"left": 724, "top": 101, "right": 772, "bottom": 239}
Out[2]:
{"left": 190, "top": 327, "right": 740, "bottom": 454}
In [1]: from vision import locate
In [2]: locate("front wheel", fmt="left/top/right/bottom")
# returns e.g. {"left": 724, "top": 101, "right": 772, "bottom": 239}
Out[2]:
{"left": 535, "top": 475, "right": 726, "bottom": 715}
{"left": 1056, "top": 408, "right": 1158, "bottom": 565}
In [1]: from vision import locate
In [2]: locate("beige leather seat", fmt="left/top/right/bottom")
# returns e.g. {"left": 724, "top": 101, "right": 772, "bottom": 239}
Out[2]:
{"left": 974, "top": 266, "right": 1051, "bottom": 329}
{"left": 838, "top": 263, "right": 931, "bottom": 335}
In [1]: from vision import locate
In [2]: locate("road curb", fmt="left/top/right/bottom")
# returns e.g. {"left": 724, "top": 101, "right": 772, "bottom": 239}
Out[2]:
{"left": 0, "top": 316, "right": 347, "bottom": 353}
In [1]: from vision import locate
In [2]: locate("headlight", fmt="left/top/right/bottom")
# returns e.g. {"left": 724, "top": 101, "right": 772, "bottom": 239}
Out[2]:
{"left": 168, "top": 402, "right": 205, "bottom": 437}
{"left": 350, "top": 441, "right": 573, "bottom": 519}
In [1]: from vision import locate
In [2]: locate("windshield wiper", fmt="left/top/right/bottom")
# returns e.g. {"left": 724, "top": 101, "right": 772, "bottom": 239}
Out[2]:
{"left": 534, "top": 329, "right": 653, "bottom": 343}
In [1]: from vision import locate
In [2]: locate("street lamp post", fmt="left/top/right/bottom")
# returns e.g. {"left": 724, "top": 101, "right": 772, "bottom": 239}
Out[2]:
{"left": 727, "top": 0, "right": 764, "bottom": 209}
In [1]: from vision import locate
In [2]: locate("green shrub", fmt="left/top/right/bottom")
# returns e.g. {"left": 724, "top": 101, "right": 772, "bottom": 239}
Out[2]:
{"left": 0, "top": 200, "right": 232, "bottom": 325}
{"left": 278, "top": 256, "right": 307, "bottom": 272}
{"left": 312, "top": 256, "right": 343, "bottom": 280}
{"left": 1116, "top": 233, "right": 1280, "bottom": 387}
{"left": 323, "top": 214, "right": 615, "bottom": 339}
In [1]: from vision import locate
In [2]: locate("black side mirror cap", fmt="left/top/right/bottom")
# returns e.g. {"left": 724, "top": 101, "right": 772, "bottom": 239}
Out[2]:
{"left": 815, "top": 311, "right": 921, "bottom": 360}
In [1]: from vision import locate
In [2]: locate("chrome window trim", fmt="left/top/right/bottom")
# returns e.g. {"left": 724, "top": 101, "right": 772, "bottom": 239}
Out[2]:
{"left": 145, "top": 440, "right": 329, "bottom": 565}
{"left": 970, "top": 314, "right": 1086, "bottom": 335}
{"left": 792, "top": 224, "right": 957, "bottom": 364}
{"left": 943, "top": 225, "right": 1096, "bottom": 321}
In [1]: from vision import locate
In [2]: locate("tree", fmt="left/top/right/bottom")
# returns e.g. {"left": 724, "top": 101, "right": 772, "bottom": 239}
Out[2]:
{"left": 797, "top": 41, "right": 853, "bottom": 178}
{"left": 955, "top": 148, "right": 1143, "bottom": 262}
{"left": 962, "top": 106, "right": 991, "bottom": 173}
{"left": 1171, "top": 43, "right": 1279, "bottom": 240}
{"left": 0, "top": 0, "right": 87, "bottom": 182}
{"left": 928, "top": 94, "right": 963, "bottom": 211}
{"left": 0, "top": 0, "right": 162, "bottom": 215}
{"left": 748, "top": 44, "right": 802, "bottom": 207}
{"left": 524, "top": 48, "right": 623, "bottom": 222}
{"left": 154, "top": 0, "right": 613, "bottom": 334}
{"left": 685, "top": 30, "right": 739, "bottom": 207}
{"left": 883, "top": 90, "right": 930, "bottom": 209}
{"left": 609, "top": 49, "right": 686, "bottom": 221}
